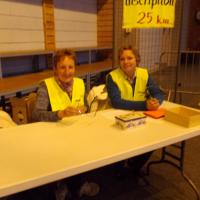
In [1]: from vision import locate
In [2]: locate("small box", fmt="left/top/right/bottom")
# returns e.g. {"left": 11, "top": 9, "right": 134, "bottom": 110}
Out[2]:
{"left": 10, "top": 93, "right": 36, "bottom": 124}
{"left": 165, "top": 107, "right": 200, "bottom": 128}
{"left": 115, "top": 112, "right": 146, "bottom": 129}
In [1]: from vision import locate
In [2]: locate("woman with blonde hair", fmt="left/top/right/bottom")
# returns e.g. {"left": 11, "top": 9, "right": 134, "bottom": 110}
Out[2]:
{"left": 106, "top": 46, "right": 164, "bottom": 178}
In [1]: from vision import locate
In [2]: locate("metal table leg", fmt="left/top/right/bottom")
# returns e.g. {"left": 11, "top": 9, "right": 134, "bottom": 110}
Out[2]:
{"left": 146, "top": 141, "right": 200, "bottom": 200}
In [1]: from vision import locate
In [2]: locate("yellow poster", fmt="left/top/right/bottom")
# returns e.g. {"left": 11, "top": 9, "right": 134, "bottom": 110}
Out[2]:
{"left": 123, "top": 0, "right": 176, "bottom": 28}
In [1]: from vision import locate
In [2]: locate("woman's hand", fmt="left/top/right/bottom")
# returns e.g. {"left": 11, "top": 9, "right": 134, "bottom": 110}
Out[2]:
{"left": 146, "top": 98, "right": 160, "bottom": 111}
{"left": 57, "top": 106, "right": 87, "bottom": 119}
{"left": 76, "top": 106, "right": 87, "bottom": 114}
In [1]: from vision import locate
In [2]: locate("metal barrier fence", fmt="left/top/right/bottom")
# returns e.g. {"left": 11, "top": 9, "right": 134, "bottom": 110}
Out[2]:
{"left": 151, "top": 51, "right": 200, "bottom": 108}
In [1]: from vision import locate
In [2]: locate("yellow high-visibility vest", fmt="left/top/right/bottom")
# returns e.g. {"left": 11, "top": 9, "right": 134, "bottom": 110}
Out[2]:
{"left": 45, "top": 77, "right": 85, "bottom": 112}
{"left": 110, "top": 67, "right": 148, "bottom": 101}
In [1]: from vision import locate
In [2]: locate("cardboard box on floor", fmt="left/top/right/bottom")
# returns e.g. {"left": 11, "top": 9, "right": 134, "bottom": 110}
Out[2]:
{"left": 10, "top": 93, "right": 36, "bottom": 124}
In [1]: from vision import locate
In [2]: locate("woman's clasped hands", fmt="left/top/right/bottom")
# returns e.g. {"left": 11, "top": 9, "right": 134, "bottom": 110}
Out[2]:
{"left": 146, "top": 98, "right": 160, "bottom": 111}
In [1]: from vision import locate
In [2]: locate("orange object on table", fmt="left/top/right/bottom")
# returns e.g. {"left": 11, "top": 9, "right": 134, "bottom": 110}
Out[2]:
{"left": 144, "top": 108, "right": 166, "bottom": 119}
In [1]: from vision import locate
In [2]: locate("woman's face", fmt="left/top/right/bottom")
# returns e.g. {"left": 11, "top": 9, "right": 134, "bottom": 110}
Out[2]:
{"left": 119, "top": 49, "right": 137, "bottom": 78}
{"left": 55, "top": 56, "right": 75, "bottom": 83}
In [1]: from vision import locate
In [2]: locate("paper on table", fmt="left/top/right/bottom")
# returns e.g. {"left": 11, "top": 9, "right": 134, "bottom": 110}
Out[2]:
{"left": 99, "top": 109, "right": 129, "bottom": 121}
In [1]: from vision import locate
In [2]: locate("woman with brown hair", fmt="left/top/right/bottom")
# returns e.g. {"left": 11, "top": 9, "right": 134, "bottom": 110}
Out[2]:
{"left": 32, "top": 49, "right": 86, "bottom": 122}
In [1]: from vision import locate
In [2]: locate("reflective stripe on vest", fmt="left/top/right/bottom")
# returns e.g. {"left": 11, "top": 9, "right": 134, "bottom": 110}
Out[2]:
{"left": 45, "top": 77, "right": 85, "bottom": 112}
{"left": 110, "top": 67, "right": 148, "bottom": 101}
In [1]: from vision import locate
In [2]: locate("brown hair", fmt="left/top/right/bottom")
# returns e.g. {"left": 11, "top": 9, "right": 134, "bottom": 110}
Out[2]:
{"left": 54, "top": 49, "right": 76, "bottom": 69}
{"left": 118, "top": 46, "right": 140, "bottom": 65}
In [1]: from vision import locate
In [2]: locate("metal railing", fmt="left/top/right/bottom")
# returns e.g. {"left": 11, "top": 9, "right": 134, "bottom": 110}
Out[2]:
{"left": 152, "top": 50, "right": 200, "bottom": 108}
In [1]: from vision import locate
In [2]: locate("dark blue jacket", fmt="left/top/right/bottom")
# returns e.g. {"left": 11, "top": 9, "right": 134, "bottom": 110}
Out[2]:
{"left": 106, "top": 73, "right": 164, "bottom": 111}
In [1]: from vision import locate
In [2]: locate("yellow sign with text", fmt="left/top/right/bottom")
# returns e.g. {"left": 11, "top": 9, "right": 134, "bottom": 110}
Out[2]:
{"left": 123, "top": 0, "right": 176, "bottom": 28}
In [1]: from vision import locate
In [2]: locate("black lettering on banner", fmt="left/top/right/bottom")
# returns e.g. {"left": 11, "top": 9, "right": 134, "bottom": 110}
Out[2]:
{"left": 137, "top": 0, "right": 142, "bottom": 5}
{"left": 137, "top": 12, "right": 146, "bottom": 24}
{"left": 125, "top": 0, "right": 129, "bottom": 6}
{"left": 125, "top": 0, "right": 175, "bottom": 8}
{"left": 157, "top": 15, "right": 161, "bottom": 23}
{"left": 164, "top": 0, "right": 170, "bottom": 5}
{"left": 137, "top": 12, "right": 153, "bottom": 24}
{"left": 151, "top": 0, "right": 157, "bottom": 9}
{"left": 125, "top": 0, "right": 137, "bottom": 6}
{"left": 132, "top": 0, "right": 138, "bottom": 5}
{"left": 144, "top": 0, "right": 150, "bottom": 4}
